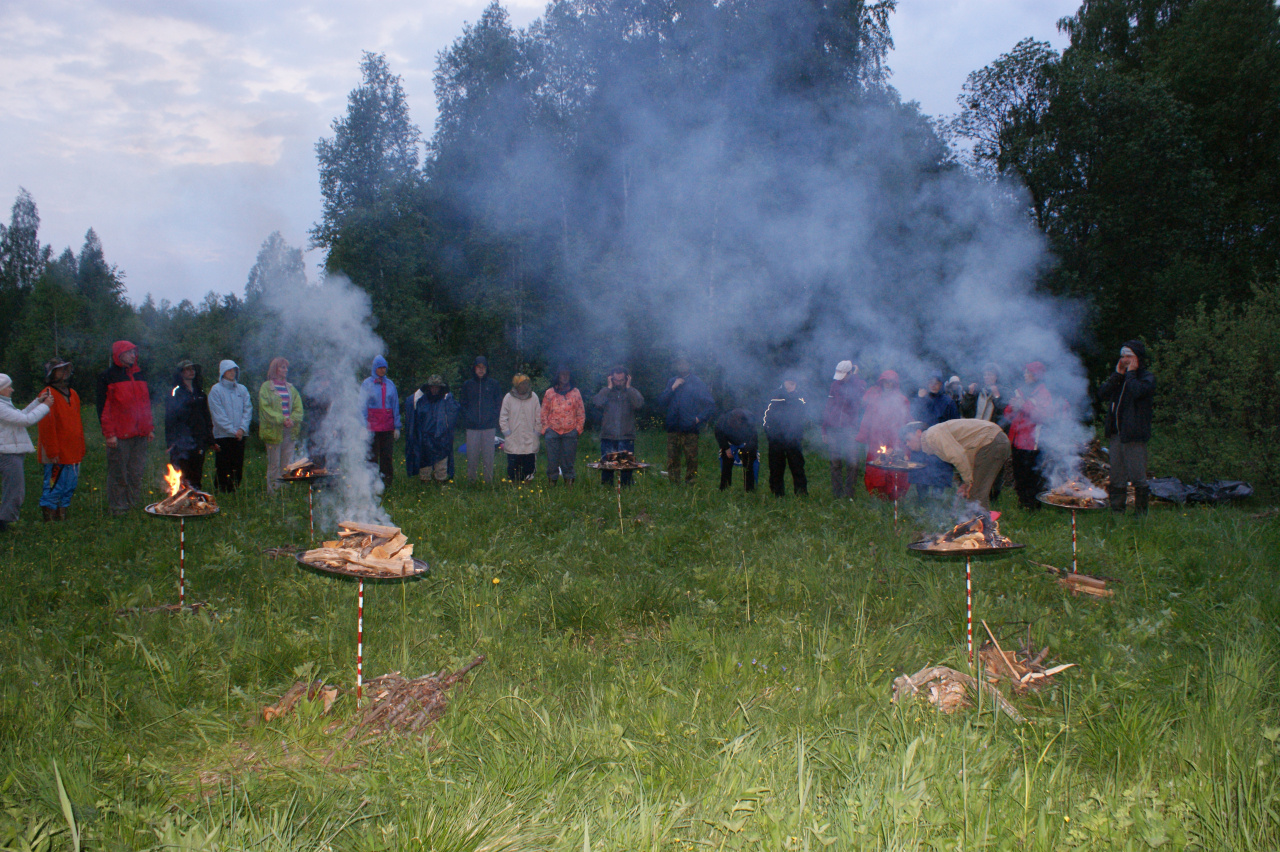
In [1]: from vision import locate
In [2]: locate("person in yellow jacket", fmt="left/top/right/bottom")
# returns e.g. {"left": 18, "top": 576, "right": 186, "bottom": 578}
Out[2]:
{"left": 901, "top": 418, "right": 1011, "bottom": 509}
{"left": 258, "top": 357, "right": 303, "bottom": 494}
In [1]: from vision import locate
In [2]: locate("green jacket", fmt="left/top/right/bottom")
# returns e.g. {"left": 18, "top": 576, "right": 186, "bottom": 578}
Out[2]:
{"left": 258, "top": 381, "right": 303, "bottom": 445}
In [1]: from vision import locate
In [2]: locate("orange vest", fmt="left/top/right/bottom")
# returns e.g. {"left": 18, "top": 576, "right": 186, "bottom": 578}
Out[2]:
{"left": 37, "top": 387, "right": 86, "bottom": 465}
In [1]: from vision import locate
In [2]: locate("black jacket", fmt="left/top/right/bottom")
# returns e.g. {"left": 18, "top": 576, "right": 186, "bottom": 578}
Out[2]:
{"left": 164, "top": 367, "right": 213, "bottom": 454}
{"left": 762, "top": 385, "right": 808, "bottom": 446}
{"left": 715, "top": 408, "right": 758, "bottom": 453}
{"left": 1099, "top": 339, "right": 1156, "bottom": 442}
{"left": 458, "top": 374, "right": 504, "bottom": 430}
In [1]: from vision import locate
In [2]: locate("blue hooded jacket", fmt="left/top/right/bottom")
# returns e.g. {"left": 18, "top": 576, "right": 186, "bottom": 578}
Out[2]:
{"left": 657, "top": 371, "right": 716, "bottom": 433}
{"left": 361, "top": 356, "right": 401, "bottom": 431}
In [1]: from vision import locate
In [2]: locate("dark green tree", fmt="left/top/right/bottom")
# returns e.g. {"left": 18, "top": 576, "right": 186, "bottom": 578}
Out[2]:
{"left": 0, "top": 188, "right": 53, "bottom": 367}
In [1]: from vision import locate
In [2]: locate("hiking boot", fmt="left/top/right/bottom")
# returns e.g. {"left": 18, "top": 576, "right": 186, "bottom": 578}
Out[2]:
{"left": 42, "top": 506, "right": 55, "bottom": 523}
{"left": 1108, "top": 487, "right": 1127, "bottom": 514}
{"left": 1134, "top": 486, "right": 1150, "bottom": 517}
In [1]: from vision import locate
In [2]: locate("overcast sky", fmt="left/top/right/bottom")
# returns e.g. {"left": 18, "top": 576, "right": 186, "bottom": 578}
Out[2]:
{"left": 0, "top": 0, "right": 1081, "bottom": 306}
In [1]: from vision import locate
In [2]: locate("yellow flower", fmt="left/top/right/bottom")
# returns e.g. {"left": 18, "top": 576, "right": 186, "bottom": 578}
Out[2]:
{"left": 492, "top": 578, "right": 500, "bottom": 585}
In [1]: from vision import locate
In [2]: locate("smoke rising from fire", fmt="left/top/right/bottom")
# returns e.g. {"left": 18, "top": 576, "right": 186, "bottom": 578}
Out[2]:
{"left": 436, "top": 3, "right": 1094, "bottom": 488}
{"left": 255, "top": 272, "right": 390, "bottom": 526}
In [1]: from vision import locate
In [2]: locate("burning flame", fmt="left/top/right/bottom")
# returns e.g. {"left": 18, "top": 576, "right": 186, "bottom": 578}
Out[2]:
{"left": 164, "top": 464, "right": 183, "bottom": 496}
{"left": 878, "top": 445, "right": 887, "bottom": 455}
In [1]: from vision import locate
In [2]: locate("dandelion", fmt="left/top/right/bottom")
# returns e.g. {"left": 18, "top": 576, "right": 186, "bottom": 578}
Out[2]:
{"left": 492, "top": 577, "right": 500, "bottom": 585}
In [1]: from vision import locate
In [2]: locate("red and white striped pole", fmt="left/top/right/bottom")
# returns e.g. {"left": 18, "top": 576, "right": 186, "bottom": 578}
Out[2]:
{"left": 356, "top": 579, "right": 364, "bottom": 700}
{"left": 966, "top": 555, "right": 973, "bottom": 665}
{"left": 308, "top": 482, "right": 315, "bottom": 543}
{"left": 1071, "top": 509, "right": 1078, "bottom": 574}
{"left": 893, "top": 499, "right": 899, "bottom": 533}
{"left": 179, "top": 518, "right": 186, "bottom": 608}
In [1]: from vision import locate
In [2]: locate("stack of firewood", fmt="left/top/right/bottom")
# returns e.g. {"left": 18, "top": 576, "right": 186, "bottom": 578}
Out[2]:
{"left": 283, "top": 457, "right": 332, "bottom": 478}
{"left": 150, "top": 486, "right": 217, "bottom": 515}
{"left": 301, "top": 521, "right": 418, "bottom": 577}
{"left": 978, "top": 622, "right": 1076, "bottom": 694}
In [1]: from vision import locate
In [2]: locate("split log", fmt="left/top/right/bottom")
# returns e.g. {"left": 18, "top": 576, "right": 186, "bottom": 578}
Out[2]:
{"left": 338, "top": 521, "right": 402, "bottom": 538}
{"left": 156, "top": 487, "right": 194, "bottom": 511}
{"left": 891, "top": 665, "right": 1025, "bottom": 723}
{"left": 371, "top": 533, "right": 408, "bottom": 560}
{"left": 285, "top": 457, "right": 313, "bottom": 472}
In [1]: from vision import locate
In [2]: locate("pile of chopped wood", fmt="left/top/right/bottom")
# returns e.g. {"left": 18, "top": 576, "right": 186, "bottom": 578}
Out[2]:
{"left": 1081, "top": 440, "right": 1110, "bottom": 487}
{"left": 282, "top": 457, "right": 333, "bottom": 479}
{"left": 1040, "top": 478, "right": 1108, "bottom": 509}
{"left": 1038, "top": 562, "right": 1116, "bottom": 598}
{"left": 301, "top": 521, "right": 419, "bottom": 577}
{"left": 148, "top": 486, "right": 218, "bottom": 516}
{"left": 978, "top": 621, "right": 1076, "bottom": 694}
{"left": 257, "top": 656, "right": 486, "bottom": 738}
{"left": 891, "top": 665, "right": 1024, "bottom": 722}
{"left": 913, "top": 512, "right": 1016, "bottom": 551}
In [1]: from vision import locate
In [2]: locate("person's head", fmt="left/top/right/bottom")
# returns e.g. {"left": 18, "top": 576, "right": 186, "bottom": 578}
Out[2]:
{"left": 427, "top": 374, "right": 445, "bottom": 393}
{"left": 0, "top": 374, "right": 12, "bottom": 398}
{"left": 927, "top": 370, "right": 944, "bottom": 395}
{"left": 473, "top": 355, "right": 488, "bottom": 379}
{"left": 46, "top": 358, "right": 72, "bottom": 385}
{"left": 609, "top": 365, "right": 628, "bottom": 383}
{"left": 674, "top": 357, "right": 691, "bottom": 377}
{"left": 112, "top": 340, "right": 139, "bottom": 367}
{"left": 833, "top": 360, "right": 855, "bottom": 381}
{"left": 1120, "top": 340, "right": 1145, "bottom": 369}
{"left": 268, "top": 357, "right": 289, "bottom": 382}
{"left": 371, "top": 355, "right": 387, "bottom": 379}
{"left": 512, "top": 373, "right": 532, "bottom": 396}
{"left": 555, "top": 366, "right": 571, "bottom": 387}
{"left": 900, "top": 421, "right": 925, "bottom": 451}
{"left": 219, "top": 359, "right": 239, "bottom": 383}
{"left": 783, "top": 378, "right": 798, "bottom": 393}
{"left": 878, "top": 369, "right": 899, "bottom": 389}
{"left": 982, "top": 363, "right": 999, "bottom": 387}
{"left": 1023, "top": 361, "right": 1046, "bottom": 385}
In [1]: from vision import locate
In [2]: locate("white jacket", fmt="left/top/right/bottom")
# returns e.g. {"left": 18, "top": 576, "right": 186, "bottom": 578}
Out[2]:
{"left": 499, "top": 392, "right": 541, "bottom": 455}
{"left": 0, "top": 395, "right": 50, "bottom": 454}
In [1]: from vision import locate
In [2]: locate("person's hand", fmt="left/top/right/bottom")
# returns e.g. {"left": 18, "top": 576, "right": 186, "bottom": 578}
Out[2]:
{"left": 284, "top": 418, "right": 293, "bottom": 429}
{"left": 146, "top": 431, "right": 154, "bottom": 441}
{"left": 917, "top": 388, "right": 927, "bottom": 397}
{"left": 957, "top": 483, "right": 970, "bottom": 498}
{"left": 104, "top": 435, "right": 118, "bottom": 448}
{"left": 235, "top": 429, "right": 245, "bottom": 440}
{"left": 625, "top": 374, "right": 631, "bottom": 388}
{"left": 394, "top": 429, "right": 400, "bottom": 440}
{"left": 607, "top": 375, "right": 615, "bottom": 389}
{"left": 672, "top": 377, "right": 685, "bottom": 390}
{"left": 1123, "top": 356, "right": 1137, "bottom": 373}
{"left": 37, "top": 389, "right": 52, "bottom": 404}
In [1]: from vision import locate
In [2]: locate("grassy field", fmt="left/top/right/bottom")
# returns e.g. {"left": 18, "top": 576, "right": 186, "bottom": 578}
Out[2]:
{"left": 1, "top": 427, "right": 1278, "bottom": 851}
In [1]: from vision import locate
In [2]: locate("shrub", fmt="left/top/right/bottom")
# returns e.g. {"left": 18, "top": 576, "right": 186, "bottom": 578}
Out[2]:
{"left": 1148, "top": 280, "right": 1280, "bottom": 492}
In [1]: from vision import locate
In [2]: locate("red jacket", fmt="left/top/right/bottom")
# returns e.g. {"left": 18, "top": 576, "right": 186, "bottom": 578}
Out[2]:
{"left": 1005, "top": 382, "right": 1052, "bottom": 451}
{"left": 96, "top": 340, "right": 154, "bottom": 441}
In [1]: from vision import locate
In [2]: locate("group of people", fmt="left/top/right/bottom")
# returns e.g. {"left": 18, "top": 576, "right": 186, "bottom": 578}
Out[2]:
{"left": 0, "top": 339, "right": 1157, "bottom": 532}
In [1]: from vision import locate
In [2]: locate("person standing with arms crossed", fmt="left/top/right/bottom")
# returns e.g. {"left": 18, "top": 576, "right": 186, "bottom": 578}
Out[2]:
{"left": 96, "top": 341, "right": 153, "bottom": 515}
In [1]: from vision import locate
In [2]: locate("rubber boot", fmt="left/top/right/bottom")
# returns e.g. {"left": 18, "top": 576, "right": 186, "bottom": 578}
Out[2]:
{"left": 42, "top": 506, "right": 54, "bottom": 523}
{"left": 1134, "top": 486, "right": 1150, "bottom": 517}
{"left": 1108, "top": 487, "right": 1127, "bottom": 514}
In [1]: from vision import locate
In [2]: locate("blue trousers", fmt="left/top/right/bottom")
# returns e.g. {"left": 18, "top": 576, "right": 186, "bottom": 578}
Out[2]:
{"left": 40, "top": 462, "right": 79, "bottom": 509}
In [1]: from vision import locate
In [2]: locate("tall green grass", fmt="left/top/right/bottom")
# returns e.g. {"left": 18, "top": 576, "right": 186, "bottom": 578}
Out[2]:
{"left": 1, "top": 426, "right": 1277, "bottom": 849}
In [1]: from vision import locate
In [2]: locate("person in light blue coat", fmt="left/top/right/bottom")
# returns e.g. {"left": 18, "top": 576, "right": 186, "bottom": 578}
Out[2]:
{"left": 207, "top": 359, "right": 252, "bottom": 493}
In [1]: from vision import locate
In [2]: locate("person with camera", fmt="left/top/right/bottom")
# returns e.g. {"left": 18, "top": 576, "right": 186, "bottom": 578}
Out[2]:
{"left": 0, "top": 375, "right": 52, "bottom": 532}
{"left": 1099, "top": 341, "right": 1157, "bottom": 515}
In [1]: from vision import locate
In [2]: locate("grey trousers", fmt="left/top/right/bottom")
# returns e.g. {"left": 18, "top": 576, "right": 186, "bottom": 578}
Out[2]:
{"left": 970, "top": 431, "right": 1011, "bottom": 509}
{"left": 544, "top": 430, "right": 579, "bottom": 481}
{"left": 0, "top": 453, "right": 25, "bottom": 524}
{"left": 265, "top": 441, "right": 293, "bottom": 494}
{"left": 106, "top": 436, "right": 149, "bottom": 515}
{"left": 1109, "top": 438, "right": 1148, "bottom": 488}
{"left": 466, "top": 428, "right": 496, "bottom": 482}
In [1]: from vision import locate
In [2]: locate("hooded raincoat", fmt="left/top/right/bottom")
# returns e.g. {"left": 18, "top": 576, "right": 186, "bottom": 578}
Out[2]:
{"left": 406, "top": 382, "right": 460, "bottom": 477}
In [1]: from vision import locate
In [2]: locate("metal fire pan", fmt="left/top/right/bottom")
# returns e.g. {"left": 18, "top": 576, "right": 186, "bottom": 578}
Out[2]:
{"left": 867, "top": 461, "right": 925, "bottom": 472}
{"left": 144, "top": 503, "right": 220, "bottom": 520}
{"left": 1037, "top": 492, "right": 1107, "bottom": 511}
{"left": 586, "top": 462, "right": 651, "bottom": 471}
{"left": 907, "top": 541, "right": 1026, "bottom": 557}
{"left": 295, "top": 553, "right": 430, "bottom": 582}
{"left": 278, "top": 472, "right": 339, "bottom": 483}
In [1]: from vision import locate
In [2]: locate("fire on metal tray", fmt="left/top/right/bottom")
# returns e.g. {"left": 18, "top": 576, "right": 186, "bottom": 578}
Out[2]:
{"left": 909, "top": 511, "right": 1022, "bottom": 553}
{"left": 145, "top": 465, "right": 219, "bottom": 516}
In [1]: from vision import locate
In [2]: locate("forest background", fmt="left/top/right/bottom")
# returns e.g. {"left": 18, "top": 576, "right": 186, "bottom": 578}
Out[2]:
{"left": 1, "top": 0, "right": 1278, "bottom": 488}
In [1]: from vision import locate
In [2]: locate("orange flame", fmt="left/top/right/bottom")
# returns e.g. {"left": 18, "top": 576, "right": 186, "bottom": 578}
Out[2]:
{"left": 878, "top": 445, "right": 888, "bottom": 455}
{"left": 164, "top": 464, "right": 183, "bottom": 496}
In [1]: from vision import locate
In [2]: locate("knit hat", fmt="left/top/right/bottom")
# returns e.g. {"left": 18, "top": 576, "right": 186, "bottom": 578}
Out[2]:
{"left": 0, "top": 374, "right": 11, "bottom": 392}
{"left": 427, "top": 374, "right": 445, "bottom": 387}
{"left": 833, "top": 360, "right": 854, "bottom": 380}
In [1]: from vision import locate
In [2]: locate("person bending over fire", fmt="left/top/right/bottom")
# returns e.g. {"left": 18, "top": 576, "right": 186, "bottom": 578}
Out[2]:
{"left": 900, "top": 418, "right": 1011, "bottom": 510}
